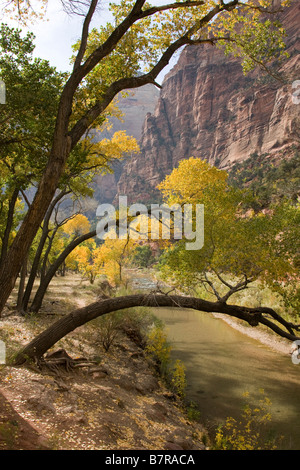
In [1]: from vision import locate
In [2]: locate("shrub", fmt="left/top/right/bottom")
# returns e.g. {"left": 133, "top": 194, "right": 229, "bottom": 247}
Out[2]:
{"left": 94, "top": 313, "right": 122, "bottom": 352}
{"left": 213, "top": 390, "right": 283, "bottom": 450}
{"left": 169, "top": 359, "right": 187, "bottom": 399}
{"left": 145, "top": 325, "right": 171, "bottom": 376}
{"left": 186, "top": 401, "right": 201, "bottom": 422}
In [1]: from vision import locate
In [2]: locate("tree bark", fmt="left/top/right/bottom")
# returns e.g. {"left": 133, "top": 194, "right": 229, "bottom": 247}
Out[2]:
{"left": 16, "top": 255, "right": 28, "bottom": 314}
{"left": 0, "top": 188, "right": 19, "bottom": 271}
{"left": 22, "top": 191, "right": 69, "bottom": 312}
{"left": 30, "top": 229, "right": 97, "bottom": 313}
{"left": 0, "top": 130, "right": 72, "bottom": 314}
{"left": 14, "top": 293, "right": 300, "bottom": 365}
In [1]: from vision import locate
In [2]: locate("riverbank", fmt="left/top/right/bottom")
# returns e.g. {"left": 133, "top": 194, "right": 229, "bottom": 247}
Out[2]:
{"left": 212, "top": 313, "right": 292, "bottom": 356}
{"left": 0, "top": 274, "right": 208, "bottom": 450}
{"left": 1, "top": 270, "right": 297, "bottom": 449}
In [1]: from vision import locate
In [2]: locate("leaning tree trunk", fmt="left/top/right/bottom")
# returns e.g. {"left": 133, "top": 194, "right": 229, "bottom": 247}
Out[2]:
{"left": 0, "top": 188, "right": 19, "bottom": 272}
{"left": 22, "top": 190, "right": 69, "bottom": 312}
{"left": 30, "top": 229, "right": 97, "bottom": 313}
{"left": 16, "top": 255, "right": 28, "bottom": 314}
{"left": 14, "top": 294, "right": 300, "bottom": 366}
{"left": 0, "top": 118, "right": 72, "bottom": 315}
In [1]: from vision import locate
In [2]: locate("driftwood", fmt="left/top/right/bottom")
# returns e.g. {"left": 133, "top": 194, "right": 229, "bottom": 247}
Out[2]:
{"left": 35, "top": 348, "right": 99, "bottom": 374}
{"left": 13, "top": 293, "right": 300, "bottom": 366}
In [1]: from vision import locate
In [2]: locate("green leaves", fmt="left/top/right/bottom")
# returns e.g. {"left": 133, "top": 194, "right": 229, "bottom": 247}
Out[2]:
{"left": 214, "top": 3, "right": 289, "bottom": 74}
{"left": 0, "top": 24, "right": 65, "bottom": 187}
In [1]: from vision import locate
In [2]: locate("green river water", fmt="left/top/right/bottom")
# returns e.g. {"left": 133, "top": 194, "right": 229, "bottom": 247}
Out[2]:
{"left": 130, "top": 273, "right": 300, "bottom": 450}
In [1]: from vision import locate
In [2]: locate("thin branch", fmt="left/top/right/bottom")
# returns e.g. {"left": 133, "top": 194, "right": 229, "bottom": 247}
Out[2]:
{"left": 139, "top": 1, "right": 205, "bottom": 19}
{"left": 20, "top": 189, "right": 31, "bottom": 209}
{"left": 211, "top": 267, "right": 234, "bottom": 290}
{"left": 220, "top": 274, "right": 253, "bottom": 303}
{"left": 73, "top": 0, "right": 98, "bottom": 71}
{"left": 204, "top": 272, "right": 222, "bottom": 301}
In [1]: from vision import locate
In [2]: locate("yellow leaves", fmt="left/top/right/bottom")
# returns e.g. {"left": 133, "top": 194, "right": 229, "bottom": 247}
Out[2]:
{"left": 95, "top": 130, "right": 140, "bottom": 161}
{"left": 94, "top": 237, "right": 137, "bottom": 286}
{"left": 66, "top": 245, "right": 90, "bottom": 270}
{"left": 145, "top": 325, "right": 171, "bottom": 369}
{"left": 63, "top": 214, "right": 91, "bottom": 238}
{"left": 0, "top": 0, "right": 48, "bottom": 24}
{"left": 158, "top": 156, "right": 228, "bottom": 206}
{"left": 76, "top": 130, "right": 139, "bottom": 178}
{"left": 157, "top": 155, "right": 296, "bottom": 300}
{"left": 64, "top": 216, "right": 138, "bottom": 285}
{"left": 170, "top": 359, "right": 187, "bottom": 399}
{"left": 66, "top": 240, "right": 98, "bottom": 282}
{"left": 214, "top": 390, "right": 280, "bottom": 450}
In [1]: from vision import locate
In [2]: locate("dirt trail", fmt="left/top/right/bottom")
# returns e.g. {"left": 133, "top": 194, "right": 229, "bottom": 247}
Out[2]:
{"left": 0, "top": 274, "right": 208, "bottom": 450}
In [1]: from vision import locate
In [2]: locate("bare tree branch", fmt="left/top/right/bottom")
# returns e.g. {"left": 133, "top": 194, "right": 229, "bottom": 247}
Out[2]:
{"left": 73, "top": 0, "right": 98, "bottom": 71}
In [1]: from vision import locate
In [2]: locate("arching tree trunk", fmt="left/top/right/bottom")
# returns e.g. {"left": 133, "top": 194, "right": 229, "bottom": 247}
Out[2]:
{"left": 13, "top": 293, "right": 300, "bottom": 366}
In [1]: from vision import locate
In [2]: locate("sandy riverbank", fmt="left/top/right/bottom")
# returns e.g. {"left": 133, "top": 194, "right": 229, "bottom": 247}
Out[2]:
{"left": 212, "top": 312, "right": 292, "bottom": 356}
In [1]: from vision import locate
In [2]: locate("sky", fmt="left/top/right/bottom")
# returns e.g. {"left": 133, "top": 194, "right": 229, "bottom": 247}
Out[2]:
{"left": 2, "top": 0, "right": 177, "bottom": 81}
{"left": 3, "top": 0, "right": 113, "bottom": 72}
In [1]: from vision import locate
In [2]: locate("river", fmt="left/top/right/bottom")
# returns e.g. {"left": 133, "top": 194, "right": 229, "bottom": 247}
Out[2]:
{"left": 130, "top": 272, "right": 300, "bottom": 450}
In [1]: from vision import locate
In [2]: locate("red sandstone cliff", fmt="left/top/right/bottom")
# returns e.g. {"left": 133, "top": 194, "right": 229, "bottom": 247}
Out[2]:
{"left": 117, "top": 1, "right": 300, "bottom": 203}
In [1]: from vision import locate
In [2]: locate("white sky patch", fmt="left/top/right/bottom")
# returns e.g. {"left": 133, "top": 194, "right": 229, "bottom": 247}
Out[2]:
{"left": 1, "top": 0, "right": 178, "bottom": 80}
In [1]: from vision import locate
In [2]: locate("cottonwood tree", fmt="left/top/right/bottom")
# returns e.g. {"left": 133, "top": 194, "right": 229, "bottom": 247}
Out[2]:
{"left": 13, "top": 157, "right": 300, "bottom": 365}
{"left": 93, "top": 236, "right": 138, "bottom": 286}
{"left": 0, "top": 0, "right": 291, "bottom": 314}
{"left": 157, "top": 157, "right": 299, "bottom": 306}
{"left": 0, "top": 24, "right": 140, "bottom": 313}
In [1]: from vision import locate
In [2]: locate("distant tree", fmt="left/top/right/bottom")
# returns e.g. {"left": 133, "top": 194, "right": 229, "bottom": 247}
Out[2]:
{"left": 93, "top": 236, "right": 137, "bottom": 286}
{"left": 228, "top": 151, "right": 300, "bottom": 209}
{"left": 132, "top": 245, "right": 155, "bottom": 268}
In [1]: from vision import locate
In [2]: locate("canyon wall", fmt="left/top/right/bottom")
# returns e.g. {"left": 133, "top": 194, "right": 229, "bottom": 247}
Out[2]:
{"left": 91, "top": 84, "right": 160, "bottom": 206}
{"left": 117, "top": 1, "right": 300, "bottom": 203}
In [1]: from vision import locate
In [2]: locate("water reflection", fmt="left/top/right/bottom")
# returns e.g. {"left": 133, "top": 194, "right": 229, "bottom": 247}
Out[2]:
{"left": 158, "top": 307, "right": 300, "bottom": 450}
{"left": 130, "top": 273, "right": 300, "bottom": 449}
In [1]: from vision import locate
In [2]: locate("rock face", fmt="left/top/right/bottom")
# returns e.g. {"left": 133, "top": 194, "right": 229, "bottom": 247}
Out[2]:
{"left": 117, "top": 1, "right": 300, "bottom": 203}
{"left": 92, "top": 84, "right": 160, "bottom": 205}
